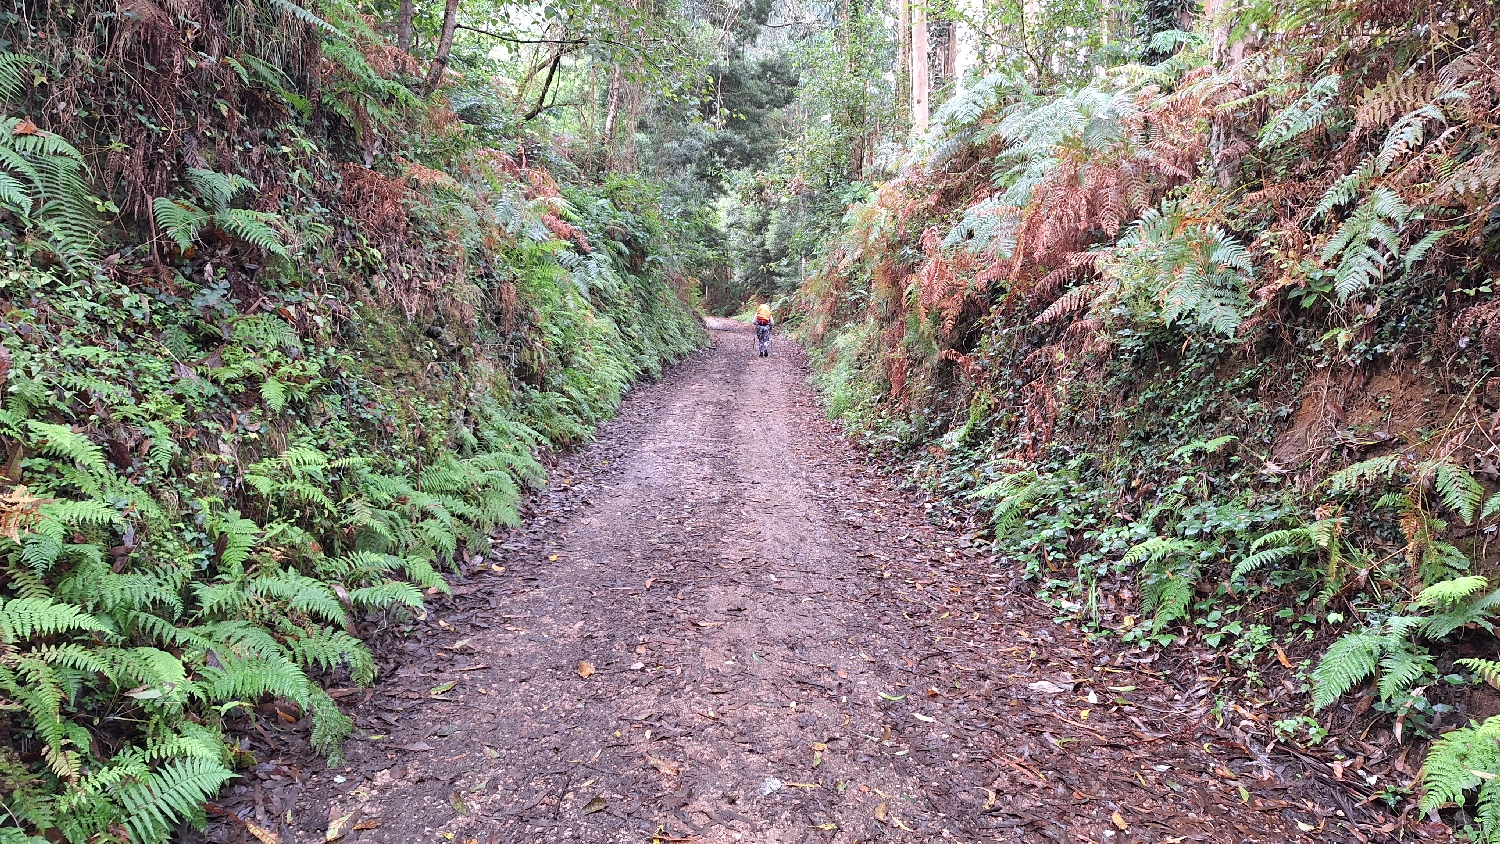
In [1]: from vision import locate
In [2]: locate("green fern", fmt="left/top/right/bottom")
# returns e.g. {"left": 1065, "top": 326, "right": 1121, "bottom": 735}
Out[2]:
{"left": 1123, "top": 536, "right": 1203, "bottom": 632}
{"left": 1259, "top": 73, "right": 1342, "bottom": 149}
{"left": 24, "top": 421, "right": 108, "bottom": 474}
{"left": 1420, "top": 716, "right": 1500, "bottom": 830}
{"left": 0, "top": 596, "right": 106, "bottom": 642}
{"left": 153, "top": 168, "right": 290, "bottom": 259}
{"left": 1459, "top": 658, "right": 1500, "bottom": 690}
{"left": 287, "top": 626, "right": 376, "bottom": 685}
{"left": 1311, "top": 628, "right": 1390, "bottom": 710}
{"left": 151, "top": 198, "right": 210, "bottom": 252}
{"left": 348, "top": 580, "right": 423, "bottom": 611}
{"left": 0, "top": 117, "right": 103, "bottom": 275}
{"left": 117, "top": 756, "right": 235, "bottom": 844}
{"left": 972, "top": 465, "right": 1048, "bottom": 536}
{"left": 1100, "top": 205, "right": 1252, "bottom": 337}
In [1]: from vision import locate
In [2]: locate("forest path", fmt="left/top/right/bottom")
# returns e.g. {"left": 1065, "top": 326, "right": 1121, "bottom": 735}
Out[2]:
{"left": 274, "top": 321, "right": 1367, "bottom": 844}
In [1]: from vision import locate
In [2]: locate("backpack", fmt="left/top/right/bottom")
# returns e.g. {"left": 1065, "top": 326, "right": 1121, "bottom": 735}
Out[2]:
{"left": 755, "top": 315, "right": 770, "bottom": 326}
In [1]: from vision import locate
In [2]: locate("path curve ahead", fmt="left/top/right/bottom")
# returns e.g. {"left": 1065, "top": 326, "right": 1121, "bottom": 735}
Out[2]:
{"left": 281, "top": 320, "right": 1365, "bottom": 843}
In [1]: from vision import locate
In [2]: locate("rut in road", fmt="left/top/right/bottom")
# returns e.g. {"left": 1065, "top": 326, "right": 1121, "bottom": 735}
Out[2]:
{"left": 285, "top": 320, "right": 1366, "bottom": 843}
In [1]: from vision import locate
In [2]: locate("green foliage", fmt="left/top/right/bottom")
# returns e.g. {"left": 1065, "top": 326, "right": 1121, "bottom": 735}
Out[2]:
{"left": 0, "top": 112, "right": 101, "bottom": 275}
{"left": 1100, "top": 204, "right": 1253, "bottom": 337}
{"left": 0, "top": 1, "right": 704, "bottom": 837}
{"left": 1123, "top": 536, "right": 1203, "bottom": 632}
{"left": 1259, "top": 73, "right": 1342, "bottom": 148}
{"left": 1312, "top": 577, "right": 1500, "bottom": 714}
{"left": 152, "top": 168, "right": 291, "bottom": 260}
{"left": 1420, "top": 716, "right": 1500, "bottom": 836}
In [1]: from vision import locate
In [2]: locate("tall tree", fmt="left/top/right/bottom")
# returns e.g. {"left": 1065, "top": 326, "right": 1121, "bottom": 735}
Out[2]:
{"left": 422, "top": 0, "right": 461, "bottom": 96}
{"left": 912, "top": 0, "right": 929, "bottom": 132}
{"left": 396, "top": 0, "right": 415, "bottom": 52}
{"left": 896, "top": 0, "right": 911, "bottom": 112}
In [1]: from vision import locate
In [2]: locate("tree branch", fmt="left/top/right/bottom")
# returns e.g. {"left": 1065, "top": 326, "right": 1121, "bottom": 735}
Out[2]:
{"left": 524, "top": 52, "right": 563, "bottom": 120}
{"left": 456, "top": 23, "right": 593, "bottom": 45}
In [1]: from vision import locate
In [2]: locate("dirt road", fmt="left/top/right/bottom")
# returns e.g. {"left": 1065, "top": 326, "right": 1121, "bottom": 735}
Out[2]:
{"left": 262, "top": 320, "right": 1374, "bottom": 843}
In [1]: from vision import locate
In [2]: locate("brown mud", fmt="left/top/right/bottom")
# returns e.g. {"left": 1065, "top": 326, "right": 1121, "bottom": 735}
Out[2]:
{"left": 209, "top": 319, "right": 1395, "bottom": 843}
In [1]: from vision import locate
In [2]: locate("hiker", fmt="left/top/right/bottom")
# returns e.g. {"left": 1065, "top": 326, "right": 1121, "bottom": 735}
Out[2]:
{"left": 754, "top": 302, "right": 773, "bottom": 357}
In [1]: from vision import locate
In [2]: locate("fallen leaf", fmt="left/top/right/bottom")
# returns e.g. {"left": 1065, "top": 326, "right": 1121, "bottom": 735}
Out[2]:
{"left": 397, "top": 741, "right": 433, "bottom": 752}
{"left": 912, "top": 712, "right": 935, "bottom": 723}
{"left": 892, "top": 816, "right": 914, "bottom": 832}
{"left": 245, "top": 821, "right": 279, "bottom": 844}
{"left": 873, "top": 802, "right": 888, "bottom": 822}
{"left": 646, "top": 754, "right": 678, "bottom": 775}
{"left": 1273, "top": 642, "right": 1292, "bottom": 669}
{"left": 12, "top": 119, "right": 39, "bottom": 136}
{"left": 813, "top": 823, "right": 837, "bottom": 830}
{"left": 1028, "top": 680, "right": 1068, "bottom": 695}
{"left": 1111, "top": 811, "right": 1128, "bottom": 831}
{"left": 580, "top": 796, "right": 607, "bottom": 815}
{"left": 578, "top": 661, "right": 596, "bottom": 678}
{"left": 326, "top": 810, "right": 355, "bottom": 841}
{"left": 878, "top": 691, "right": 906, "bottom": 701}
{"left": 430, "top": 680, "right": 457, "bottom": 697}
{"left": 353, "top": 818, "right": 383, "bottom": 831}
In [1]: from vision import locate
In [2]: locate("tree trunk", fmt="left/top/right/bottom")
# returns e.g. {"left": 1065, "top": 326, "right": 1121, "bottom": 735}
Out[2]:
{"left": 421, "top": 0, "right": 461, "bottom": 97}
{"left": 911, "top": 1, "right": 929, "bottom": 133}
{"left": 602, "top": 65, "right": 623, "bottom": 143}
{"left": 396, "top": 0, "right": 414, "bottom": 53}
{"left": 896, "top": 0, "right": 911, "bottom": 113}
{"left": 953, "top": 1, "right": 977, "bottom": 94}
{"left": 1204, "top": 0, "right": 1244, "bottom": 189}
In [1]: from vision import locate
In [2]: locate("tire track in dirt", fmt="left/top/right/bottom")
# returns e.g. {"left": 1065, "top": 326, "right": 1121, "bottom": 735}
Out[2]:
{"left": 280, "top": 320, "right": 1371, "bottom": 843}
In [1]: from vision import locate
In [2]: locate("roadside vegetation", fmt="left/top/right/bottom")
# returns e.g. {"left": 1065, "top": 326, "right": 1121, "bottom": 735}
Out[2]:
{"left": 798, "top": 0, "right": 1500, "bottom": 837}
{"left": 0, "top": 2, "right": 702, "bottom": 839}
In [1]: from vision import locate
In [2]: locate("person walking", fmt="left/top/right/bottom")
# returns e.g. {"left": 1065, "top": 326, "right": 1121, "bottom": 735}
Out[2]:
{"left": 754, "top": 302, "right": 774, "bottom": 357}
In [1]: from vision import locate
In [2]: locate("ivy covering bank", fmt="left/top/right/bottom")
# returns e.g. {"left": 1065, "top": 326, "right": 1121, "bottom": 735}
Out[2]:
{"left": 800, "top": 0, "right": 1500, "bottom": 835}
{"left": 0, "top": 1, "right": 702, "bottom": 840}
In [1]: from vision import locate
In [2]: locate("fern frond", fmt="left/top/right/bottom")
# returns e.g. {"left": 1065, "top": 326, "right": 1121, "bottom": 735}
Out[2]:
{"left": 1420, "top": 716, "right": 1500, "bottom": 814}
{"left": 1415, "top": 575, "right": 1489, "bottom": 609}
{"left": 0, "top": 597, "right": 105, "bottom": 643}
{"left": 1260, "top": 74, "right": 1342, "bottom": 149}
{"left": 1311, "top": 629, "right": 1385, "bottom": 710}
{"left": 118, "top": 756, "right": 235, "bottom": 844}
{"left": 1429, "top": 461, "right": 1483, "bottom": 525}
{"left": 151, "top": 198, "right": 209, "bottom": 252}
{"left": 267, "top": 0, "right": 347, "bottom": 36}
{"left": 287, "top": 626, "right": 375, "bottom": 685}
{"left": 25, "top": 421, "right": 108, "bottom": 473}
{"left": 1459, "top": 658, "right": 1500, "bottom": 690}
{"left": 215, "top": 209, "right": 290, "bottom": 259}
{"left": 348, "top": 580, "right": 423, "bottom": 611}
{"left": 1327, "top": 454, "right": 1404, "bottom": 495}
{"left": 1376, "top": 645, "right": 1433, "bottom": 702}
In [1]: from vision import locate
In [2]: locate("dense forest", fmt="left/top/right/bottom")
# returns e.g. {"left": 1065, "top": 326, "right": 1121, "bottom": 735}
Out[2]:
{"left": 3, "top": 0, "right": 1500, "bottom": 840}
